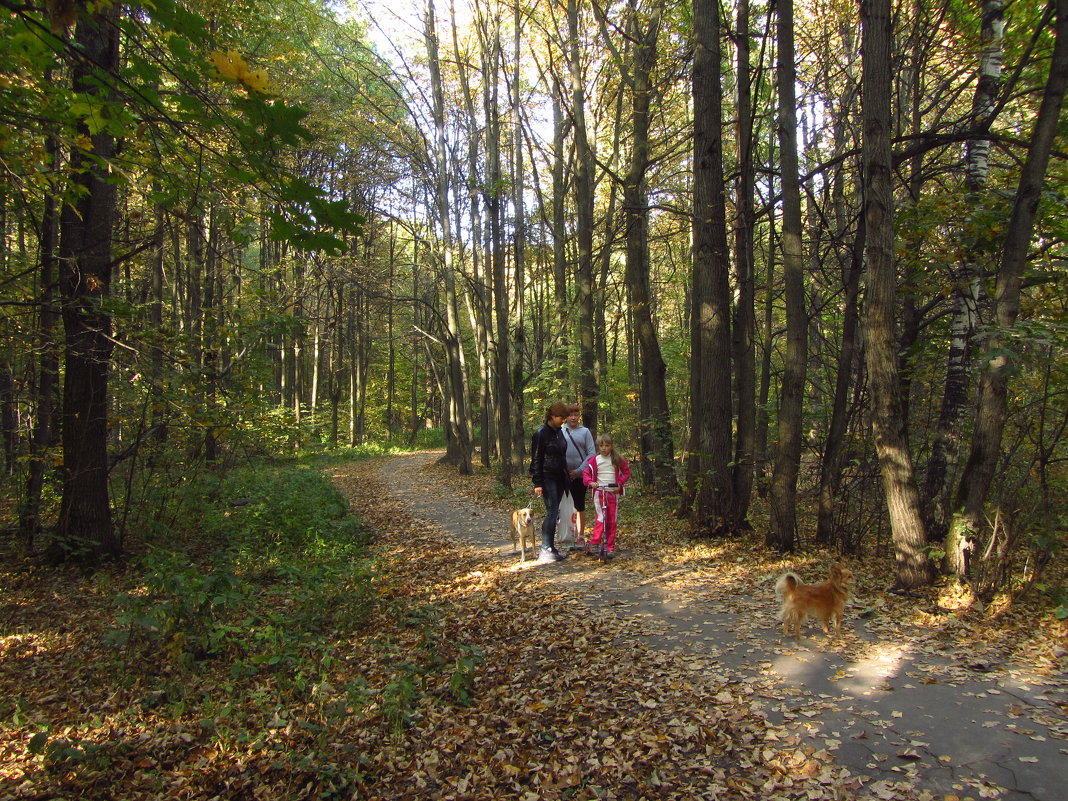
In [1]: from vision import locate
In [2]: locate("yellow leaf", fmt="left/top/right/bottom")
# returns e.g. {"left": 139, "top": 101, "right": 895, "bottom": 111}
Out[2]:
{"left": 209, "top": 49, "right": 248, "bottom": 82}
{"left": 242, "top": 68, "right": 270, "bottom": 93}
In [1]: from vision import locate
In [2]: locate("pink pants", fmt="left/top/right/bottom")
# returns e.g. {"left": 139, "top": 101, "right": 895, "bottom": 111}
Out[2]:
{"left": 590, "top": 487, "right": 620, "bottom": 551}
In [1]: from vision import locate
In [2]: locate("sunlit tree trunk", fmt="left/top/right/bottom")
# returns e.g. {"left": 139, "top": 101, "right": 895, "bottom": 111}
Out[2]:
{"left": 862, "top": 0, "right": 933, "bottom": 588}
{"left": 926, "top": 0, "right": 1004, "bottom": 561}
{"left": 477, "top": 9, "right": 515, "bottom": 486}
{"left": 616, "top": 3, "right": 677, "bottom": 495}
{"left": 568, "top": 0, "right": 599, "bottom": 432}
{"left": 450, "top": 1, "right": 493, "bottom": 466}
{"left": 550, "top": 85, "right": 570, "bottom": 374}
{"left": 509, "top": 0, "right": 528, "bottom": 480}
{"left": 426, "top": 0, "right": 473, "bottom": 473}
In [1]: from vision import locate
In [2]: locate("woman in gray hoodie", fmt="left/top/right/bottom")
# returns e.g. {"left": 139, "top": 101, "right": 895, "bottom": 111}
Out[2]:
{"left": 562, "top": 403, "right": 596, "bottom": 541}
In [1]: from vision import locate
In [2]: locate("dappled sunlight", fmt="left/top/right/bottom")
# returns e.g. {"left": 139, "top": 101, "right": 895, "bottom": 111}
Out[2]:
{"left": 331, "top": 452, "right": 1068, "bottom": 801}
{"left": 430, "top": 449, "right": 1068, "bottom": 675}
{"left": 0, "top": 630, "right": 72, "bottom": 663}
{"left": 825, "top": 640, "right": 911, "bottom": 697}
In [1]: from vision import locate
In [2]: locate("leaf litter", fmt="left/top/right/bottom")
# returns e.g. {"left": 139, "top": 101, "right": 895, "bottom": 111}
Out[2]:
{"left": 0, "top": 452, "right": 1064, "bottom": 801}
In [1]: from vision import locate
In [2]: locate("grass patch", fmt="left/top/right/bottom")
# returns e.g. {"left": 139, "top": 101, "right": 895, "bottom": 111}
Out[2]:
{"left": 1, "top": 458, "right": 389, "bottom": 798}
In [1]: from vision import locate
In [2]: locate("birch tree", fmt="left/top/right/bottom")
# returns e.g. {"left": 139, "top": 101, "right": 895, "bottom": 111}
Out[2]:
{"left": 954, "top": 0, "right": 1068, "bottom": 575}
{"left": 924, "top": 0, "right": 1005, "bottom": 564}
{"left": 426, "top": 0, "right": 474, "bottom": 473}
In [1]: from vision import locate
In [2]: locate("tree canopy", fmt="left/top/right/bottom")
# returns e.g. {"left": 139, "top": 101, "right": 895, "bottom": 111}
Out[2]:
{"left": 0, "top": 0, "right": 1065, "bottom": 592}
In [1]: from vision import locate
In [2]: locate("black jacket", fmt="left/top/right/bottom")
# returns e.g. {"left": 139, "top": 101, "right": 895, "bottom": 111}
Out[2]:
{"left": 529, "top": 423, "right": 568, "bottom": 488}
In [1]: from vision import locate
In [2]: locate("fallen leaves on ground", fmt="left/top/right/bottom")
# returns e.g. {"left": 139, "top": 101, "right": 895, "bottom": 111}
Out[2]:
{"left": 434, "top": 456, "right": 1067, "bottom": 686}
{"left": 1, "top": 452, "right": 1064, "bottom": 801}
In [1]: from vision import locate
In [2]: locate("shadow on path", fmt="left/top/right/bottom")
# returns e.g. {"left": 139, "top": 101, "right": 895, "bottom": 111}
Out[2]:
{"left": 383, "top": 452, "right": 1067, "bottom": 801}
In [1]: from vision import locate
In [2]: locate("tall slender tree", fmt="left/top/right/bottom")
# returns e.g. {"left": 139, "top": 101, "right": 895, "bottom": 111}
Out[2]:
{"left": 568, "top": 0, "right": 599, "bottom": 431}
{"left": 767, "top": 0, "right": 806, "bottom": 552}
{"left": 616, "top": 2, "right": 677, "bottom": 495}
{"left": 954, "top": 0, "right": 1068, "bottom": 569}
{"left": 731, "top": 0, "right": 757, "bottom": 525}
{"left": 925, "top": 0, "right": 1005, "bottom": 562}
{"left": 425, "top": 0, "right": 474, "bottom": 473}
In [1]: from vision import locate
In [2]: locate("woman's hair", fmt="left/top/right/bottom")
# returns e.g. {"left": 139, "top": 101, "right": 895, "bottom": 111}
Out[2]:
{"left": 597, "top": 433, "right": 622, "bottom": 467}
{"left": 566, "top": 403, "right": 581, "bottom": 415}
{"left": 544, "top": 401, "right": 569, "bottom": 423}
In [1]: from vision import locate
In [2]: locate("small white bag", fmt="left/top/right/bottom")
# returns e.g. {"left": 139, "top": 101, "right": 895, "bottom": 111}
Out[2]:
{"left": 557, "top": 491, "right": 578, "bottom": 546}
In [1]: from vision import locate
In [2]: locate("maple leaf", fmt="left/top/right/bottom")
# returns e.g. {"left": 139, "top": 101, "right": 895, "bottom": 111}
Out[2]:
{"left": 209, "top": 49, "right": 272, "bottom": 94}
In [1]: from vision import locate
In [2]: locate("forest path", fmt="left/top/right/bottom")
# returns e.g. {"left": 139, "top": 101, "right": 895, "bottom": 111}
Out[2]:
{"left": 367, "top": 450, "right": 1066, "bottom": 801}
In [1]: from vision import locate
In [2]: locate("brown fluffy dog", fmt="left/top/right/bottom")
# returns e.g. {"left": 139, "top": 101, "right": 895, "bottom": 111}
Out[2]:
{"left": 511, "top": 507, "right": 536, "bottom": 561}
{"left": 775, "top": 563, "right": 854, "bottom": 636}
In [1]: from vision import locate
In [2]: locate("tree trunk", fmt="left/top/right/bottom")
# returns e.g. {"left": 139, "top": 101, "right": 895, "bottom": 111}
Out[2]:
{"left": 56, "top": 3, "right": 121, "bottom": 562}
{"left": 426, "top": 0, "right": 473, "bottom": 474}
{"left": 954, "top": 0, "right": 1068, "bottom": 564}
{"left": 569, "top": 0, "right": 599, "bottom": 432}
{"left": 816, "top": 27, "right": 863, "bottom": 547}
{"left": 450, "top": 0, "right": 492, "bottom": 467}
{"left": 688, "top": 0, "right": 733, "bottom": 533}
{"left": 816, "top": 216, "right": 864, "bottom": 547}
{"left": 479, "top": 10, "right": 514, "bottom": 486}
{"left": 731, "top": 0, "right": 757, "bottom": 525}
{"left": 767, "top": 0, "right": 806, "bottom": 552}
{"left": 861, "top": 0, "right": 933, "bottom": 588}
{"left": 925, "top": 0, "right": 1005, "bottom": 555}
{"left": 20, "top": 132, "right": 60, "bottom": 550}
{"left": 620, "top": 4, "right": 677, "bottom": 495}
{"left": 550, "top": 86, "right": 570, "bottom": 373}
{"left": 510, "top": 0, "right": 528, "bottom": 480}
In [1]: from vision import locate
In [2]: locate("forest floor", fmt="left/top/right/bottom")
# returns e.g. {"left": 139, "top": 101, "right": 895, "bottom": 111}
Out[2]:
{"left": 334, "top": 450, "right": 1068, "bottom": 801}
{"left": 0, "top": 449, "right": 1065, "bottom": 801}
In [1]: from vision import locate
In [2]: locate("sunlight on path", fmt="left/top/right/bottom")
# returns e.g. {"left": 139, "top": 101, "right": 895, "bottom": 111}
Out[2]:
{"left": 373, "top": 451, "right": 1068, "bottom": 801}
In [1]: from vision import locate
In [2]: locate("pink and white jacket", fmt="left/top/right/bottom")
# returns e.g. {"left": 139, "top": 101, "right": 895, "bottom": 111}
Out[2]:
{"left": 580, "top": 453, "right": 631, "bottom": 494}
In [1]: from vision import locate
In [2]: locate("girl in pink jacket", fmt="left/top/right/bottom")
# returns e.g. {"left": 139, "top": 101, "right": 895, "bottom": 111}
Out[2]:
{"left": 580, "top": 433, "right": 631, "bottom": 557}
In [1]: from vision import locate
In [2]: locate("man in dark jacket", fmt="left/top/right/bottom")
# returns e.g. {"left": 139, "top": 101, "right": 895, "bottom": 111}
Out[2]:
{"left": 529, "top": 401, "right": 570, "bottom": 562}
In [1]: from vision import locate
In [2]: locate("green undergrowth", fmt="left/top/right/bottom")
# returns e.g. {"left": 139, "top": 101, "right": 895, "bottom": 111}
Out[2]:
{"left": 8, "top": 449, "right": 490, "bottom": 799}
{"left": 110, "top": 458, "right": 378, "bottom": 672}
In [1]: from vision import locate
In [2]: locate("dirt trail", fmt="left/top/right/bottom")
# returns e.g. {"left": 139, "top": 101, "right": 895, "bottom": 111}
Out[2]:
{"left": 376, "top": 451, "right": 1067, "bottom": 801}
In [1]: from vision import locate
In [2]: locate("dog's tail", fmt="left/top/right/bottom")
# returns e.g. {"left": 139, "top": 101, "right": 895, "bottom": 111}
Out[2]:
{"left": 774, "top": 572, "right": 799, "bottom": 602}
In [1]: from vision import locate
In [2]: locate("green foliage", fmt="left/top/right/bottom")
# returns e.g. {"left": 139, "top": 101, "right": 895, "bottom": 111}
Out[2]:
{"left": 28, "top": 731, "right": 123, "bottom": 775}
{"left": 108, "top": 549, "right": 247, "bottom": 664}
{"left": 108, "top": 461, "right": 376, "bottom": 674}
{"left": 380, "top": 671, "right": 418, "bottom": 737}
{"left": 449, "top": 644, "right": 485, "bottom": 707}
